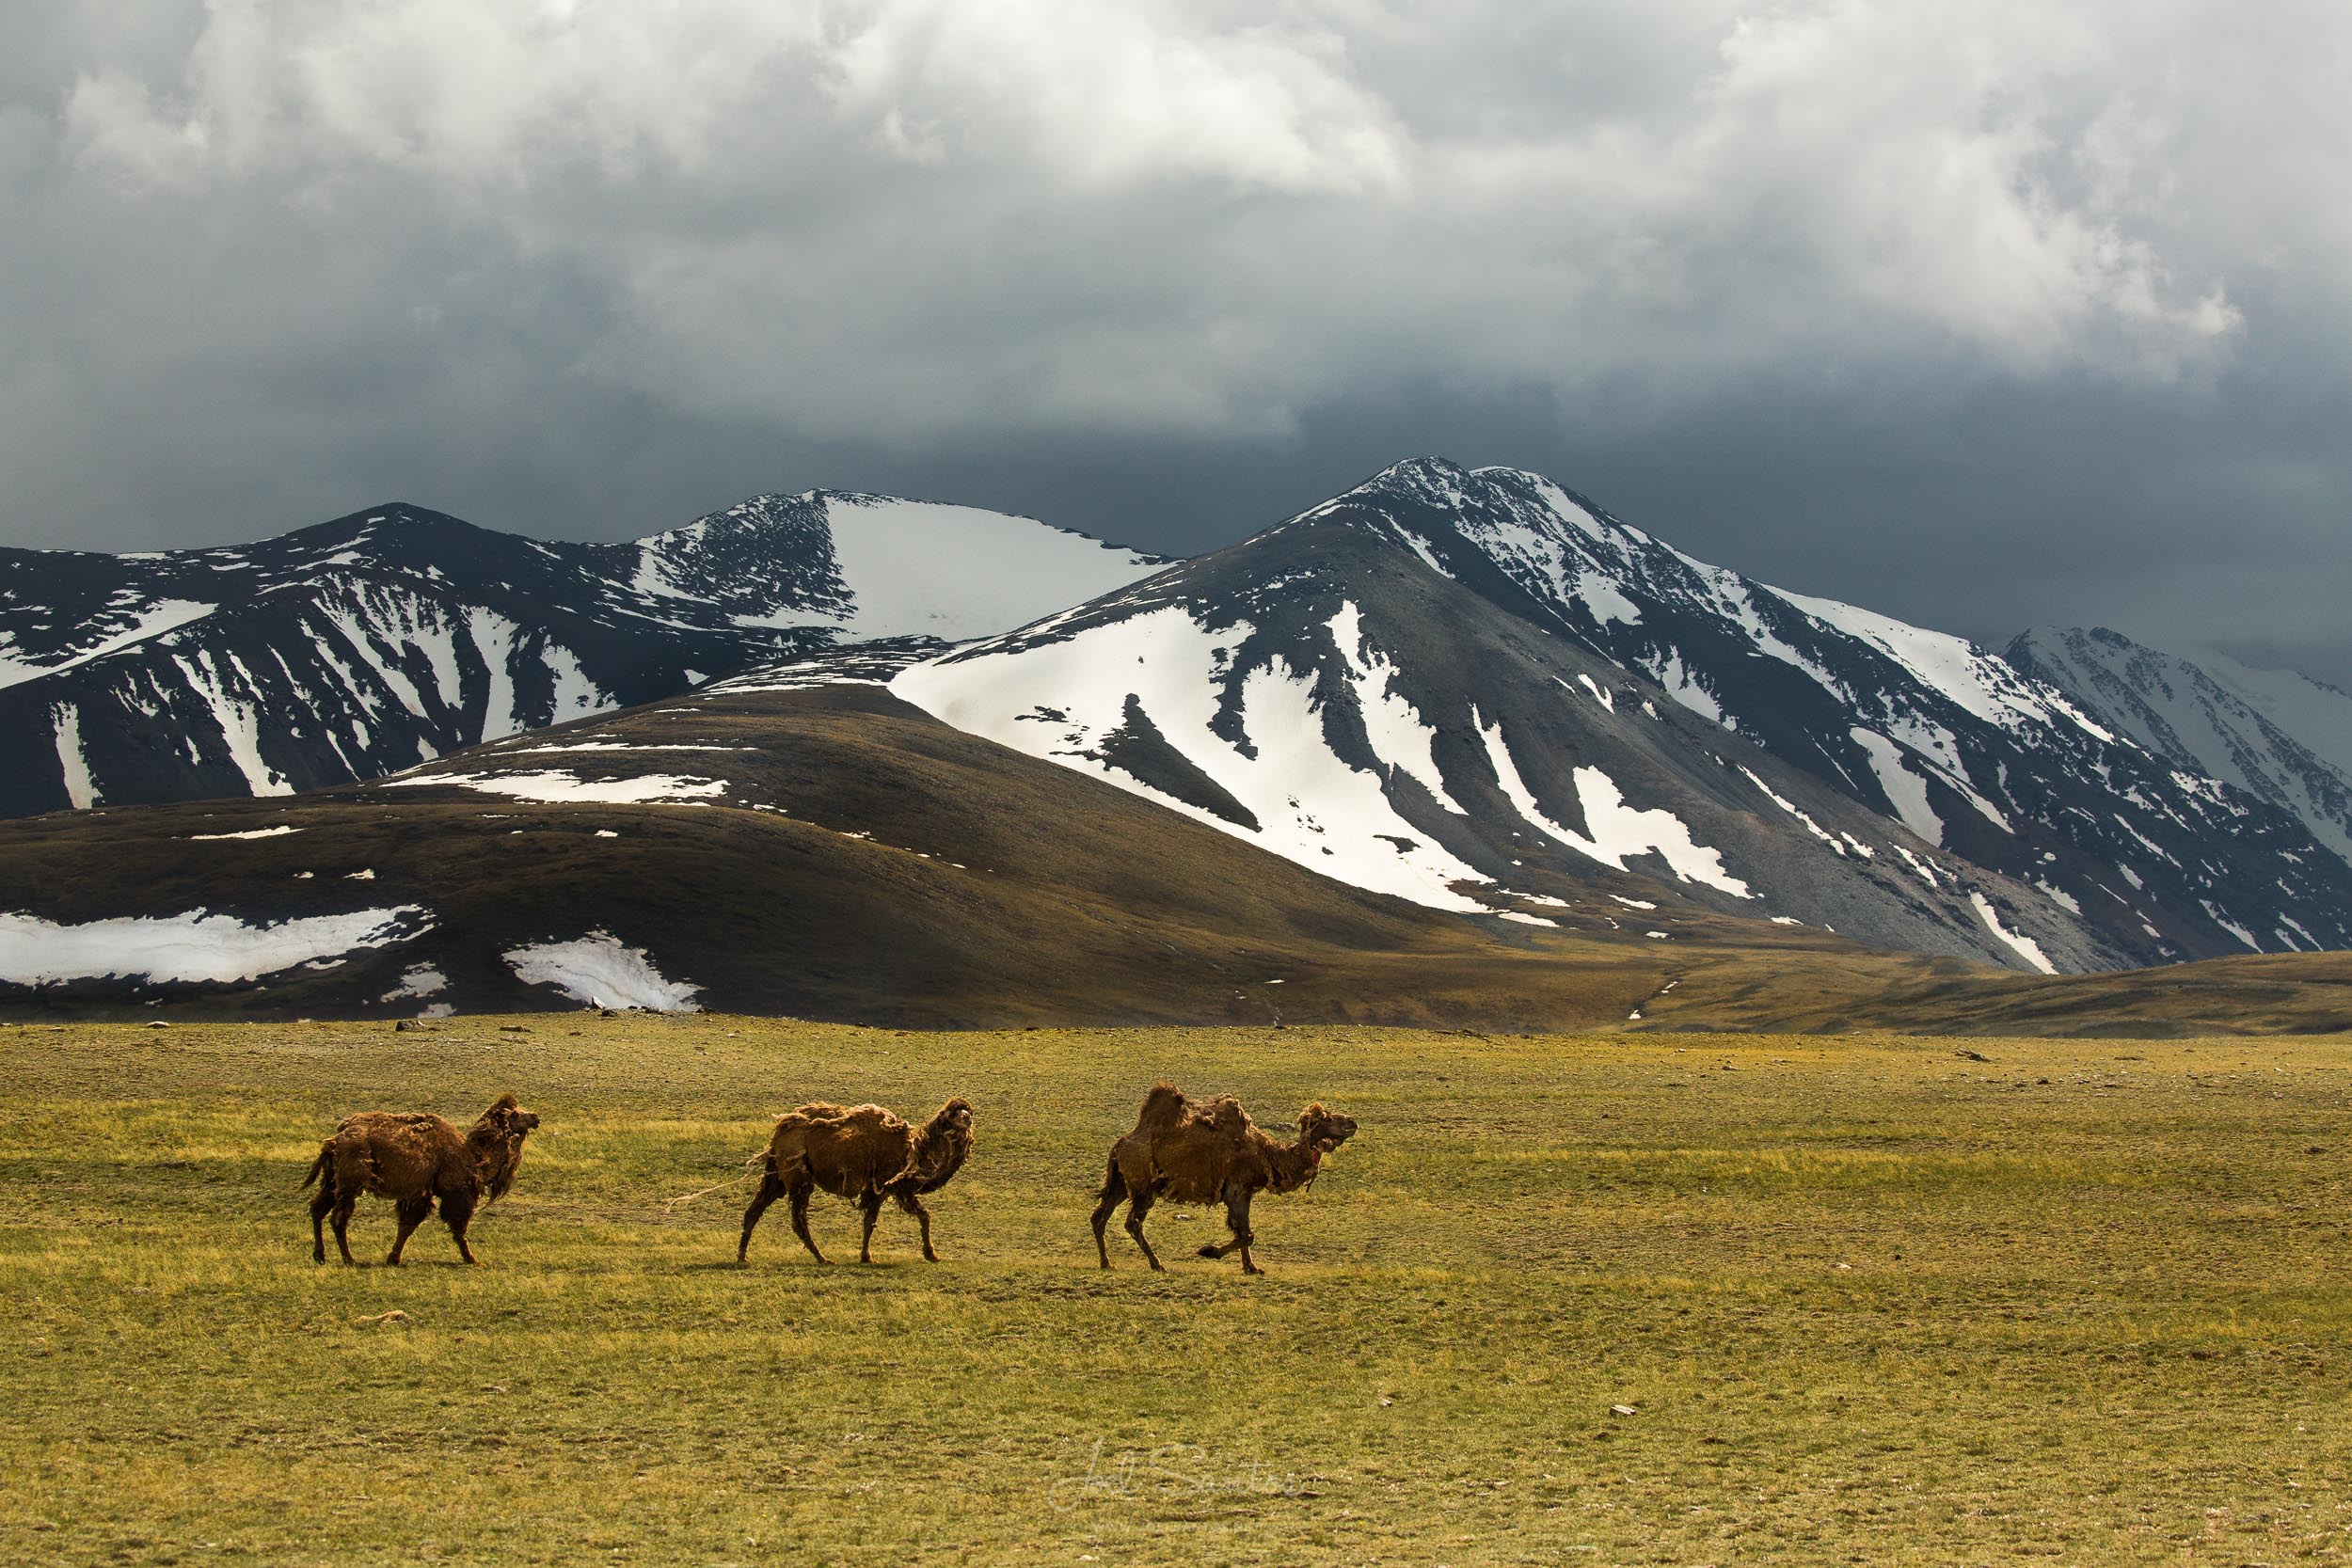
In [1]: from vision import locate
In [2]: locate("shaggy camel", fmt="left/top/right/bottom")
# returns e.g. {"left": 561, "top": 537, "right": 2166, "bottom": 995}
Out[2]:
{"left": 739, "top": 1097, "right": 975, "bottom": 1264}
{"left": 1091, "top": 1084, "right": 1357, "bottom": 1274}
{"left": 302, "top": 1093, "right": 538, "bottom": 1265}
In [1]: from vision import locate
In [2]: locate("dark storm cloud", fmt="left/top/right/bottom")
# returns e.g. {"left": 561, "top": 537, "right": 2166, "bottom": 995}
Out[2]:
{"left": 4, "top": 1, "right": 2348, "bottom": 677}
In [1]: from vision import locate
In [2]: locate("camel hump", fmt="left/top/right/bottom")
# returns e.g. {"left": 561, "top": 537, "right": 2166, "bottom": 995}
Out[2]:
{"left": 1203, "top": 1096, "right": 1253, "bottom": 1139}
{"left": 1136, "top": 1083, "right": 1190, "bottom": 1132}
{"left": 775, "top": 1101, "right": 882, "bottom": 1130}
{"left": 831, "top": 1103, "right": 907, "bottom": 1134}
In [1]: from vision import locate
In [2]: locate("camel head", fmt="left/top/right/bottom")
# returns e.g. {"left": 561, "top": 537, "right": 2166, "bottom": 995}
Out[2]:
{"left": 1297, "top": 1102, "right": 1357, "bottom": 1158}
{"left": 932, "top": 1097, "right": 976, "bottom": 1157}
{"left": 469, "top": 1093, "right": 540, "bottom": 1201}
{"left": 896, "top": 1097, "right": 975, "bottom": 1190}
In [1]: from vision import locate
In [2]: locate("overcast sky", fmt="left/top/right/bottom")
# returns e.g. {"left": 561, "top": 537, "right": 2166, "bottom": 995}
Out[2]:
{"left": 6, "top": 2, "right": 2348, "bottom": 676}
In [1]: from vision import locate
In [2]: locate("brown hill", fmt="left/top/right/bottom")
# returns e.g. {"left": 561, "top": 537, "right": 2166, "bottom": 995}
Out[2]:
{"left": 2, "top": 677, "right": 2346, "bottom": 1036}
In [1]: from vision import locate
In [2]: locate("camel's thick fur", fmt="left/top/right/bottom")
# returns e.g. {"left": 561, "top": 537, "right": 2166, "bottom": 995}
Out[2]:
{"left": 1091, "top": 1084, "right": 1357, "bottom": 1274}
{"left": 302, "top": 1093, "right": 539, "bottom": 1265}
{"left": 739, "top": 1098, "right": 975, "bottom": 1264}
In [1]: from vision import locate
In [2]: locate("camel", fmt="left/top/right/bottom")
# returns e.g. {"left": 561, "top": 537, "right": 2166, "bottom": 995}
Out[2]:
{"left": 1091, "top": 1084, "right": 1357, "bottom": 1275}
{"left": 302, "top": 1093, "right": 539, "bottom": 1265}
{"left": 739, "top": 1097, "right": 975, "bottom": 1264}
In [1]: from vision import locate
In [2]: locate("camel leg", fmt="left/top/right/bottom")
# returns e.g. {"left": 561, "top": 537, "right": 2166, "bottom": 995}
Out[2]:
{"left": 738, "top": 1172, "right": 786, "bottom": 1262}
{"left": 1089, "top": 1159, "right": 1127, "bottom": 1269}
{"left": 310, "top": 1180, "right": 336, "bottom": 1264}
{"left": 330, "top": 1195, "right": 359, "bottom": 1266}
{"left": 787, "top": 1180, "right": 828, "bottom": 1265}
{"left": 386, "top": 1194, "right": 432, "bottom": 1265}
{"left": 858, "top": 1192, "right": 883, "bottom": 1264}
{"left": 895, "top": 1189, "right": 937, "bottom": 1262}
{"left": 1200, "top": 1185, "right": 1259, "bottom": 1273}
{"left": 441, "top": 1191, "right": 479, "bottom": 1265}
{"left": 1124, "top": 1190, "right": 1166, "bottom": 1272}
{"left": 1233, "top": 1191, "right": 1263, "bottom": 1275}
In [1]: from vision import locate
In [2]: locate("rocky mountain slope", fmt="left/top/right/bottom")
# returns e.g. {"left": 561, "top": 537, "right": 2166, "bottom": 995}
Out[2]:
{"left": 0, "top": 493, "right": 1162, "bottom": 819}
{"left": 894, "top": 501, "right": 2102, "bottom": 972}
{"left": 2009, "top": 626, "right": 2352, "bottom": 865}
{"left": 894, "top": 459, "right": 2352, "bottom": 969}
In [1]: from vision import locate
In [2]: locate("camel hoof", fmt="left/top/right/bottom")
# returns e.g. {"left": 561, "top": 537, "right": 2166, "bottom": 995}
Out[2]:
{"left": 1196, "top": 1243, "right": 1220, "bottom": 1258}
{"left": 1243, "top": 1264, "right": 1264, "bottom": 1275}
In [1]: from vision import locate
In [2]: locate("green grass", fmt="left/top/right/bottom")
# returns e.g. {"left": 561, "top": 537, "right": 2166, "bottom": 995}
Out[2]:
{"left": 4, "top": 1016, "right": 2351, "bottom": 1564}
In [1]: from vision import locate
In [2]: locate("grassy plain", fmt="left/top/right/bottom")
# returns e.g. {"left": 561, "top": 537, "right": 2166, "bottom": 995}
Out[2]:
{"left": 3, "top": 1016, "right": 2349, "bottom": 1565}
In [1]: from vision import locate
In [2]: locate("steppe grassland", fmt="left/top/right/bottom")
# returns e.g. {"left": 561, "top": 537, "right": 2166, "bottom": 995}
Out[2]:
{"left": 3, "top": 1016, "right": 2349, "bottom": 1565}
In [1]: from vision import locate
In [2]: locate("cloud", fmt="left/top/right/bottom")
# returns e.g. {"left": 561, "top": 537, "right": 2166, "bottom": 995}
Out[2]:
{"left": 5, "top": 1, "right": 2351, "bottom": 673}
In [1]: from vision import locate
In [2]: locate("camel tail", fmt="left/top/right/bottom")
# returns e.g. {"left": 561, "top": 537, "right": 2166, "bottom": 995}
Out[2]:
{"left": 299, "top": 1143, "right": 332, "bottom": 1192}
{"left": 1095, "top": 1152, "right": 1126, "bottom": 1204}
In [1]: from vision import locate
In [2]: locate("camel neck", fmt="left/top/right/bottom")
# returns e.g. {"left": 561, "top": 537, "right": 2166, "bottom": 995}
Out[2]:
{"left": 1264, "top": 1134, "right": 1323, "bottom": 1194}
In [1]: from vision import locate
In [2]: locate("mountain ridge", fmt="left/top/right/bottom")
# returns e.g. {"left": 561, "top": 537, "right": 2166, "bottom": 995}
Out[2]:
{"left": 8, "top": 454, "right": 2351, "bottom": 984}
{"left": 0, "top": 492, "right": 1165, "bottom": 818}
{"left": 2008, "top": 625, "right": 2352, "bottom": 864}
{"left": 894, "top": 497, "right": 2106, "bottom": 972}
{"left": 889, "top": 456, "right": 2352, "bottom": 970}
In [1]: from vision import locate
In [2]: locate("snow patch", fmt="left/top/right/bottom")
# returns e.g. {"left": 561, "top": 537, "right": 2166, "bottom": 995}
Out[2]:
{"left": 1740, "top": 767, "right": 1842, "bottom": 853}
{"left": 1328, "top": 601, "right": 1464, "bottom": 814}
{"left": 1850, "top": 729, "right": 1943, "bottom": 845}
{"left": 1, "top": 598, "right": 215, "bottom": 689}
{"left": 895, "top": 605, "right": 1489, "bottom": 911}
{"left": 52, "top": 704, "right": 97, "bottom": 810}
{"left": 0, "top": 906, "right": 429, "bottom": 986}
{"left": 188, "top": 825, "right": 300, "bottom": 841}
{"left": 2034, "top": 879, "right": 2083, "bottom": 916}
{"left": 1967, "top": 892, "right": 2058, "bottom": 974}
{"left": 1478, "top": 717, "right": 1753, "bottom": 898}
{"left": 379, "top": 965, "right": 447, "bottom": 1003}
{"left": 388, "top": 770, "right": 727, "bottom": 804}
{"left": 2200, "top": 901, "right": 2262, "bottom": 952}
{"left": 503, "top": 931, "right": 701, "bottom": 1011}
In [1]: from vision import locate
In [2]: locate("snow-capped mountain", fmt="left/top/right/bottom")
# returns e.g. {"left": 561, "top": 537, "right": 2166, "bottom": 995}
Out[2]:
{"left": 896, "top": 457, "right": 2352, "bottom": 969}
{"left": 0, "top": 493, "right": 1163, "bottom": 818}
{"left": 893, "top": 489, "right": 2103, "bottom": 972}
{"left": 2008, "top": 626, "right": 2352, "bottom": 865}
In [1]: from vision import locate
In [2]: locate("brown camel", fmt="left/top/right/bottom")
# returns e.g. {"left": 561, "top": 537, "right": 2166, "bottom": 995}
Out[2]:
{"left": 739, "top": 1097, "right": 975, "bottom": 1264}
{"left": 302, "top": 1093, "right": 539, "bottom": 1265}
{"left": 1091, "top": 1084, "right": 1357, "bottom": 1275}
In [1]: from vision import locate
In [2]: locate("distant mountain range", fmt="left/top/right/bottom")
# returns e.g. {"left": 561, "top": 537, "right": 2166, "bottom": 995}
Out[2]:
{"left": 2009, "top": 626, "right": 2352, "bottom": 864}
{"left": 3, "top": 457, "right": 2348, "bottom": 1012}
{"left": 0, "top": 493, "right": 1162, "bottom": 817}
